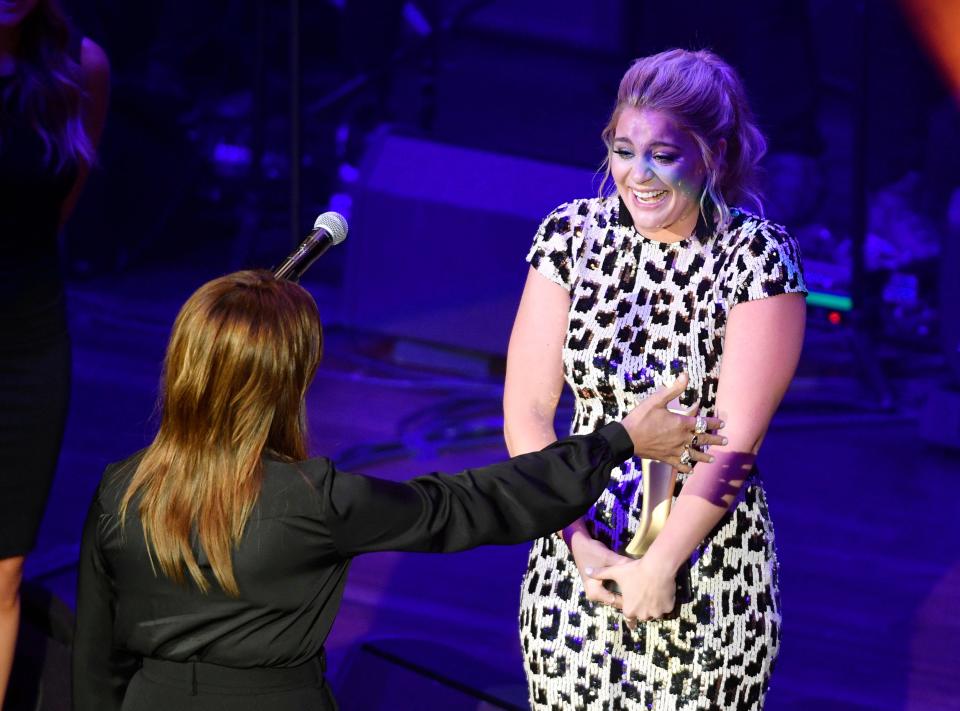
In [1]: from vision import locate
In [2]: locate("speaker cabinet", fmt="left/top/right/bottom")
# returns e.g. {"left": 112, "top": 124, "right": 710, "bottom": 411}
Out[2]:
{"left": 343, "top": 132, "right": 596, "bottom": 355}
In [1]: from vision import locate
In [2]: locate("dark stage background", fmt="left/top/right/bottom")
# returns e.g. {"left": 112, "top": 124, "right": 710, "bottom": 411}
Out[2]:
{"left": 7, "top": 1, "right": 960, "bottom": 709}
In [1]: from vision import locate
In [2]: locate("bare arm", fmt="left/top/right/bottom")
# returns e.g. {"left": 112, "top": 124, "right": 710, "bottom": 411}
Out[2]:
{"left": 60, "top": 38, "right": 110, "bottom": 226}
{"left": 503, "top": 266, "right": 569, "bottom": 456}
{"left": 591, "top": 293, "right": 806, "bottom": 621}
{"left": 648, "top": 292, "right": 805, "bottom": 566}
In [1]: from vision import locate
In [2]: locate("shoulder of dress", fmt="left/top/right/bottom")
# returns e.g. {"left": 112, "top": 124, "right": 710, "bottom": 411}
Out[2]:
{"left": 553, "top": 197, "right": 620, "bottom": 238}
{"left": 716, "top": 209, "right": 795, "bottom": 251}
{"left": 543, "top": 196, "right": 607, "bottom": 220}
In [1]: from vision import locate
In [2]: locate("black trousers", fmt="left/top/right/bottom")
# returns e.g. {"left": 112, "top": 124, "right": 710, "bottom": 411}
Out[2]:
{"left": 121, "top": 657, "right": 338, "bottom": 711}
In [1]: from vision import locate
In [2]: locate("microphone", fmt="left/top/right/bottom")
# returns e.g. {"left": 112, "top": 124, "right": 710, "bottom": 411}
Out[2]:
{"left": 273, "top": 211, "right": 349, "bottom": 281}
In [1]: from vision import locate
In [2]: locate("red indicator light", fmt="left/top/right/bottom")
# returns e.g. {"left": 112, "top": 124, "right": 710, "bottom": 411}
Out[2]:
{"left": 828, "top": 311, "right": 842, "bottom": 325}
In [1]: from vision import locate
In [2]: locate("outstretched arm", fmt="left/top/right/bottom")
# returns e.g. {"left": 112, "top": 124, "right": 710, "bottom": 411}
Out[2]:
{"left": 327, "top": 424, "right": 635, "bottom": 556}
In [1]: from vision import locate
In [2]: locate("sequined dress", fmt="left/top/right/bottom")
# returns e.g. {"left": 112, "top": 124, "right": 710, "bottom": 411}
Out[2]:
{"left": 518, "top": 195, "right": 806, "bottom": 710}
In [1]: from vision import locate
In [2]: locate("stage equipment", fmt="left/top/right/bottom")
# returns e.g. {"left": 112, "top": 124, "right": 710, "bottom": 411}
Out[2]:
{"left": 274, "top": 211, "right": 348, "bottom": 281}
{"left": 920, "top": 188, "right": 960, "bottom": 449}
{"left": 342, "top": 131, "right": 596, "bottom": 355}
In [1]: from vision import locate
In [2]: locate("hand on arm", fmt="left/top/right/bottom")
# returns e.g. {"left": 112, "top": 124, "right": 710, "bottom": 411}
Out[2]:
{"left": 575, "top": 375, "right": 726, "bottom": 610}
{"left": 592, "top": 293, "right": 806, "bottom": 624}
{"left": 619, "top": 372, "right": 726, "bottom": 473}
{"left": 503, "top": 268, "right": 728, "bottom": 607}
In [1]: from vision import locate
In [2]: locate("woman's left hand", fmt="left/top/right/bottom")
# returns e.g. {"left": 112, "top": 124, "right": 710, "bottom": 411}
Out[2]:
{"left": 587, "top": 555, "right": 677, "bottom": 629}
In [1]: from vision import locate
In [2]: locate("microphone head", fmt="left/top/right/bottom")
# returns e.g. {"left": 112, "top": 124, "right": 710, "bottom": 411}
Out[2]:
{"left": 313, "top": 211, "right": 348, "bottom": 245}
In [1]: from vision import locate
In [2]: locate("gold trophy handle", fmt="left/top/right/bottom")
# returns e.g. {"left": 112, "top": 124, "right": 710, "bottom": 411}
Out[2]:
{"left": 602, "top": 458, "right": 677, "bottom": 597}
{"left": 602, "top": 395, "right": 687, "bottom": 598}
{"left": 626, "top": 396, "right": 689, "bottom": 556}
{"left": 624, "top": 458, "right": 677, "bottom": 558}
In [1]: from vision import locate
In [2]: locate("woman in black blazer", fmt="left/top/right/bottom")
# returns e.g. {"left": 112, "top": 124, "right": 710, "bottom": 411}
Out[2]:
{"left": 71, "top": 270, "right": 722, "bottom": 710}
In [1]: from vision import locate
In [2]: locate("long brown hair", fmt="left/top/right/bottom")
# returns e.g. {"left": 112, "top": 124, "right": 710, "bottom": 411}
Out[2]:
{"left": 1, "top": 0, "right": 92, "bottom": 171}
{"left": 120, "top": 270, "right": 322, "bottom": 596}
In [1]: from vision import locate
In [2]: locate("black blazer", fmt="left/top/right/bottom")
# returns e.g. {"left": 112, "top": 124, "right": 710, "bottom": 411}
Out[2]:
{"left": 72, "top": 423, "right": 633, "bottom": 710}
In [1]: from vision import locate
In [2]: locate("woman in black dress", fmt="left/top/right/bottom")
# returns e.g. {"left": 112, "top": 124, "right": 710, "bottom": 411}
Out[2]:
{"left": 0, "top": 0, "right": 108, "bottom": 703}
{"left": 72, "top": 270, "right": 723, "bottom": 710}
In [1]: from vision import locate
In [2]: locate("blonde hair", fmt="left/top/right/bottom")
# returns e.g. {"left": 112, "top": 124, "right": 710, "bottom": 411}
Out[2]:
{"left": 600, "top": 48, "right": 767, "bottom": 230}
{"left": 120, "top": 270, "right": 322, "bottom": 596}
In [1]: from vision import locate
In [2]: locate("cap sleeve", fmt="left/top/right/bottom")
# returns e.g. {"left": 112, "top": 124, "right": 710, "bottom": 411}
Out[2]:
{"left": 525, "top": 200, "right": 587, "bottom": 291}
{"left": 730, "top": 220, "right": 807, "bottom": 307}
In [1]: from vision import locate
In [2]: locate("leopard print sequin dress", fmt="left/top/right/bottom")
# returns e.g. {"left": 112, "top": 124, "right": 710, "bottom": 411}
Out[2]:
{"left": 518, "top": 196, "right": 805, "bottom": 711}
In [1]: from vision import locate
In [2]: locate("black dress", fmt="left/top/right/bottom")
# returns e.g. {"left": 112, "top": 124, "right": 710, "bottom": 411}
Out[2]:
{"left": 0, "top": 73, "right": 76, "bottom": 559}
{"left": 72, "top": 423, "right": 634, "bottom": 711}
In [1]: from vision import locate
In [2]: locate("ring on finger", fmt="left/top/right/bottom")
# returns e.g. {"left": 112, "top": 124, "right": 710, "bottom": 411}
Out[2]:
{"left": 694, "top": 415, "right": 708, "bottom": 435}
{"left": 689, "top": 434, "right": 699, "bottom": 448}
{"left": 679, "top": 447, "right": 692, "bottom": 466}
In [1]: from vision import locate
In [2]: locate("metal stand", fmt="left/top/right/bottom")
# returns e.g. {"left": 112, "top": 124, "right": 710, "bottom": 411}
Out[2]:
{"left": 847, "top": 0, "right": 895, "bottom": 411}
{"left": 288, "top": 0, "right": 301, "bottom": 248}
{"left": 920, "top": 188, "right": 960, "bottom": 449}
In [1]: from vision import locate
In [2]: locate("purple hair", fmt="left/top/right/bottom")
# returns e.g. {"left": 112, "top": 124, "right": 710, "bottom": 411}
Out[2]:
{"left": 1, "top": 0, "right": 93, "bottom": 172}
{"left": 600, "top": 49, "right": 767, "bottom": 229}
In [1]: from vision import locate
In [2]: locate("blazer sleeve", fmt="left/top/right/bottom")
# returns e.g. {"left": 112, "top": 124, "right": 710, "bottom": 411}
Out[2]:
{"left": 72, "top": 493, "right": 140, "bottom": 711}
{"left": 326, "top": 423, "right": 632, "bottom": 556}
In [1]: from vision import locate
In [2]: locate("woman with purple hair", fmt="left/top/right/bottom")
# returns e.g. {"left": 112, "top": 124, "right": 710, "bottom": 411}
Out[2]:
{"left": 504, "top": 49, "right": 806, "bottom": 709}
{"left": 0, "top": 0, "right": 108, "bottom": 702}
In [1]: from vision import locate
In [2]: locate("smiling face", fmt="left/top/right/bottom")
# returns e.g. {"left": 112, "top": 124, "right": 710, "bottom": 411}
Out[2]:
{"left": 610, "top": 107, "right": 708, "bottom": 243}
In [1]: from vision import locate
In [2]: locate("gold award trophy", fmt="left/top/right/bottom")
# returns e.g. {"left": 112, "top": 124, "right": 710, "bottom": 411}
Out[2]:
{"left": 604, "top": 399, "right": 691, "bottom": 599}
{"left": 629, "top": 397, "right": 687, "bottom": 557}
{"left": 625, "top": 457, "right": 676, "bottom": 558}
